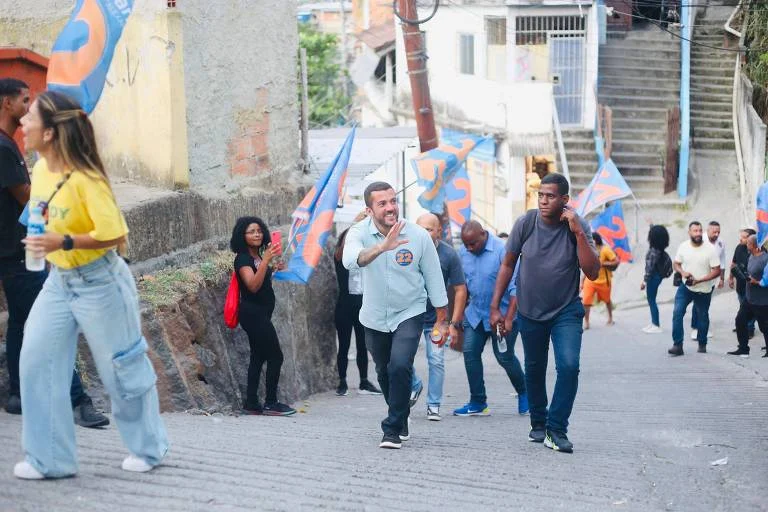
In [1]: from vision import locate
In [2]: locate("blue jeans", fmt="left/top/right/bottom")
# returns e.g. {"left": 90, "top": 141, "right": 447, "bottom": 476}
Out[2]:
{"left": 461, "top": 320, "right": 526, "bottom": 405}
{"left": 518, "top": 300, "right": 584, "bottom": 434}
{"left": 20, "top": 252, "right": 169, "bottom": 477}
{"left": 645, "top": 273, "right": 663, "bottom": 327}
{"left": 411, "top": 328, "right": 445, "bottom": 407}
{"left": 0, "top": 262, "right": 85, "bottom": 404}
{"left": 673, "top": 285, "right": 713, "bottom": 345}
{"left": 365, "top": 314, "right": 424, "bottom": 436}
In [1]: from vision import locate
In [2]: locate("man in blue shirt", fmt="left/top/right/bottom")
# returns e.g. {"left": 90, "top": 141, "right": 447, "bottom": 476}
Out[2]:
{"left": 409, "top": 213, "right": 467, "bottom": 422}
{"left": 343, "top": 182, "right": 449, "bottom": 449}
{"left": 455, "top": 220, "right": 528, "bottom": 417}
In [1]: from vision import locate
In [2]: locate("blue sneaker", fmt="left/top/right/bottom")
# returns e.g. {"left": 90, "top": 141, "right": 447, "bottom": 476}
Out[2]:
{"left": 518, "top": 394, "right": 529, "bottom": 415}
{"left": 453, "top": 402, "right": 490, "bottom": 416}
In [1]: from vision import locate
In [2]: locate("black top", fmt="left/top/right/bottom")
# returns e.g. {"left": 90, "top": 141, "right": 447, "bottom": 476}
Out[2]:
{"left": 234, "top": 252, "right": 275, "bottom": 311}
{"left": 732, "top": 243, "right": 749, "bottom": 296}
{"left": 334, "top": 258, "right": 350, "bottom": 297}
{"left": 0, "top": 130, "right": 28, "bottom": 262}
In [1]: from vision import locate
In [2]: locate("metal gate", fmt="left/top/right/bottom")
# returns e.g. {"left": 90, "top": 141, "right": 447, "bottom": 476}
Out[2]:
{"left": 549, "top": 34, "right": 585, "bottom": 125}
{"left": 515, "top": 15, "right": 586, "bottom": 126}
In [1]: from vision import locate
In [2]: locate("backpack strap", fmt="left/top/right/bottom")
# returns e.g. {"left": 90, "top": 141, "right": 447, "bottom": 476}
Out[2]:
{"left": 519, "top": 208, "right": 578, "bottom": 253}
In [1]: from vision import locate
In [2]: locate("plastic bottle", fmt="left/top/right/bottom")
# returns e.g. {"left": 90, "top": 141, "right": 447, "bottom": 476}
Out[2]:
{"left": 496, "top": 324, "right": 508, "bottom": 353}
{"left": 25, "top": 206, "right": 46, "bottom": 272}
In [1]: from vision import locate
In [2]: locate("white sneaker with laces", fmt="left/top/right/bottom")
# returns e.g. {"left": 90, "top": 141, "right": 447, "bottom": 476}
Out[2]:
{"left": 641, "top": 324, "right": 653, "bottom": 333}
{"left": 122, "top": 455, "right": 155, "bottom": 473}
{"left": 14, "top": 461, "right": 44, "bottom": 480}
{"left": 645, "top": 325, "right": 663, "bottom": 334}
{"left": 427, "top": 406, "right": 441, "bottom": 421}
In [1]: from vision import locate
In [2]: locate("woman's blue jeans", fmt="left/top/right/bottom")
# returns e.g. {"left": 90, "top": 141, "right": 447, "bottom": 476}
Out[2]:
{"left": 646, "top": 273, "right": 663, "bottom": 327}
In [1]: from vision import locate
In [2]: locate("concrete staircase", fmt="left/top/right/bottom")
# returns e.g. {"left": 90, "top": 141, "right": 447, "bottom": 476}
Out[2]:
{"left": 691, "top": 9, "right": 736, "bottom": 151}
{"left": 560, "top": 129, "right": 597, "bottom": 195}
{"left": 596, "top": 26, "right": 682, "bottom": 203}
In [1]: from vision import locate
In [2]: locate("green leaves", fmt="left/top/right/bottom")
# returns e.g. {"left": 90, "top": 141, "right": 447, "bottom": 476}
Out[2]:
{"left": 299, "top": 24, "right": 351, "bottom": 127}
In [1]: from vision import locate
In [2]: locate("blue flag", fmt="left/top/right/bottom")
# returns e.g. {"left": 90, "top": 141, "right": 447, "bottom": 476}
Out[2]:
{"left": 47, "top": 0, "right": 134, "bottom": 113}
{"left": 570, "top": 159, "right": 632, "bottom": 217}
{"left": 590, "top": 201, "right": 633, "bottom": 263}
{"left": 274, "top": 128, "right": 355, "bottom": 284}
{"left": 757, "top": 182, "right": 768, "bottom": 248}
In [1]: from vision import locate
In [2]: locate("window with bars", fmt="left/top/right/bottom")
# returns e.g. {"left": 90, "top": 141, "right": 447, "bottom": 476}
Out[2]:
{"left": 514, "top": 15, "right": 585, "bottom": 46}
{"left": 458, "top": 34, "right": 475, "bottom": 75}
{"left": 486, "top": 17, "right": 506, "bottom": 46}
{"left": 167, "top": 0, "right": 177, "bottom": 7}
{"left": 486, "top": 17, "right": 506, "bottom": 82}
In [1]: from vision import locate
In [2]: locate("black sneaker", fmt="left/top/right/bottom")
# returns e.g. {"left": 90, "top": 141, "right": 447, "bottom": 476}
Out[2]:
{"left": 73, "top": 397, "right": 110, "bottom": 428}
{"left": 399, "top": 418, "right": 410, "bottom": 441}
{"left": 263, "top": 402, "right": 297, "bottom": 416}
{"left": 668, "top": 344, "right": 684, "bottom": 356}
{"left": 409, "top": 382, "right": 423, "bottom": 408}
{"left": 727, "top": 348, "right": 750, "bottom": 357}
{"left": 697, "top": 344, "right": 707, "bottom": 353}
{"left": 336, "top": 381, "right": 349, "bottom": 396}
{"left": 242, "top": 403, "right": 263, "bottom": 415}
{"left": 528, "top": 424, "right": 546, "bottom": 443}
{"left": 544, "top": 430, "right": 574, "bottom": 453}
{"left": 358, "top": 380, "right": 382, "bottom": 395}
{"left": 379, "top": 434, "right": 402, "bottom": 449}
{"left": 5, "top": 395, "right": 21, "bottom": 415}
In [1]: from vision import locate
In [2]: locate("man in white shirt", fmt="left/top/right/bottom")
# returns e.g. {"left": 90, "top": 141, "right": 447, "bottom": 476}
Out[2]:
{"left": 669, "top": 221, "right": 721, "bottom": 356}
{"left": 691, "top": 221, "right": 726, "bottom": 339}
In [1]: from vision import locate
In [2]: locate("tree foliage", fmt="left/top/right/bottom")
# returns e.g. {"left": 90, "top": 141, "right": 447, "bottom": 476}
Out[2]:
{"left": 298, "top": 24, "right": 350, "bottom": 127}
{"left": 744, "top": 7, "right": 768, "bottom": 121}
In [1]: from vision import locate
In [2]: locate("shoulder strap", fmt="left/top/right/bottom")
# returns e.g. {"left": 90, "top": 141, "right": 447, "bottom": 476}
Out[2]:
{"left": 520, "top": 209, "right": 539, "bottom": 250}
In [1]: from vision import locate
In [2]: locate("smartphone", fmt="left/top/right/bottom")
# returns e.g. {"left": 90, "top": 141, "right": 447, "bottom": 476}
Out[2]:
{"left": 270, "top": 231, "right": 283, "bottom": 252}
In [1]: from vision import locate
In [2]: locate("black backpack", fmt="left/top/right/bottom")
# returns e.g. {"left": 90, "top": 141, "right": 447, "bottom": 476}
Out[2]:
{"left": 657, "top": 251, "right": 673, "bottom": 279}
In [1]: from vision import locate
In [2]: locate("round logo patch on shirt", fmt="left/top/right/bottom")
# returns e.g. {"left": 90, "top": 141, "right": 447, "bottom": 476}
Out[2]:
{"left": 395, "top": 249, "right": 414, "bottom": 266}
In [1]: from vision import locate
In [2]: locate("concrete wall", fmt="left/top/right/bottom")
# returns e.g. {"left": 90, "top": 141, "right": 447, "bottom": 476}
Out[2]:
{"left": 736, "top": 72, "right": 766, "bottom": 217}
{"left": 179, "top": 0, "right": 300, "bottom": 188}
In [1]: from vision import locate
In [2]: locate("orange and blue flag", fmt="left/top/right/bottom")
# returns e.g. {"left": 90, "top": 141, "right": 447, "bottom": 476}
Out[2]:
{"left": 445, "top": 165, "right": 471, "bottom": 230}
{"left": 590, "top": 201, "right": 633, "bottom": 262}
{"left": 570, "top": 159, "right": 632, "bottom": 217}
{"left": 412, "top": 133, "right": 486, "bottom": 213}
{"left": 47, "top": 0, "right": 134, "bottom": 113}
{"left": 274, "top": 128, "right": 355, "bottom": 284}
{"left": 756, "top": 182, "right": 768, "bottom": 248}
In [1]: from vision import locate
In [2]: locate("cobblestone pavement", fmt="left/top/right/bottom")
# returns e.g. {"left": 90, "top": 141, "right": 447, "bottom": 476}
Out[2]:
{"left": 0, "top": 292, "right": 766, "bottom": 512}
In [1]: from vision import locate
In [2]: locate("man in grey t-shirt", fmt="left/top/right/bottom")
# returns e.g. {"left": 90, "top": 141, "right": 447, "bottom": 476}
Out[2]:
{"left": 490, "top": 173, "right": 599, "bottom": 454}
{"left": 730, "top": 234, "right": 768, "bottom": 357}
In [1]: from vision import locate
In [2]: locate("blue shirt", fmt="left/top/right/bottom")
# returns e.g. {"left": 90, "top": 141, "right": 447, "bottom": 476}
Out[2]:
{"left": 423, "top": 239, "right": 466, "bottom": 328}
{"left": 460, "top": 233, "right": 517, "bottom": 331}
{"left": 342, "top": 217, "right": 448, "bottom": 332}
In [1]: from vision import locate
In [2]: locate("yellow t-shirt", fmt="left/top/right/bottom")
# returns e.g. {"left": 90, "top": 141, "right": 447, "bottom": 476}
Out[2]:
{"left": 589, "top": 245, "right": 617, "bottom": 286}
{"left": 29, "top": 159, "right": 128, "bottom": 269}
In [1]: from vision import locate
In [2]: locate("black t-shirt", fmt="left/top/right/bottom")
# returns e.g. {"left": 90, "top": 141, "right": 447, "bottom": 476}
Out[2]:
{"left": 732, "top": 243, "right": 749, "bottom": 296}
{"left": 0, "top": 130, "right": 29, "bottom": 261}
{"left": 234, "top": 252, "right": 276, "bottom": 311}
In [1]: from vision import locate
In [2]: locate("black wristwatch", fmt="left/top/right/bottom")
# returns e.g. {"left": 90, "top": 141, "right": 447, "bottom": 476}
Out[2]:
{"left": 450, "top": 321, "right": 464, "bottom": 330}
{"left": 62, "top": 235, "right": 75, "bottom": 251}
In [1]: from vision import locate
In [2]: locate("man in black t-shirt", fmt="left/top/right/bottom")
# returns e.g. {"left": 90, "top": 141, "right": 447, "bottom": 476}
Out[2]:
{"left": 729, "top": 228, "right": 757, "bottom": 337}
{"left": 0, "top": 78, "right": 108, "bottom": 427}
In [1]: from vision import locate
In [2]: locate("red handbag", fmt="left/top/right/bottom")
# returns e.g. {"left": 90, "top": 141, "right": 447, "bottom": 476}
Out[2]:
{"left": 224, "top": 271, "right": 240, "bottom": 328}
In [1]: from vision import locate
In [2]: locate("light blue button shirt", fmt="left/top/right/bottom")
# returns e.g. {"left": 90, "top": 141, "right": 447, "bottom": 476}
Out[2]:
{"left": 342, "top": 217, "right": 448, "bottom": 332}
{"left": 460, "top": 233, "right": 518, "bottom": 331}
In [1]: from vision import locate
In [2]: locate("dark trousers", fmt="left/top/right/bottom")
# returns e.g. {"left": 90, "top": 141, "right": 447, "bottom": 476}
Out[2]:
{"left": 735, "top": 301, "right": 768, "bottom": 352}
{"left": 239, "top": 301, "right": 283, "bottom": 407}
{"left": 365, "top": 314, "right": 423, "bottom": 436}
{"left": 334, "top": 294, "right": 368, "bottom": 382}
{"left": 518, "top": 300, "right": 584, "bottom": 434}
{"left": 1, "top": 263, "right": 85, "bottom": 405}
{"left": 673, "top": 286, "right": 713, "bottom": 345}
{"left": 736, "top": 290, "right": 756, "bottom": 333}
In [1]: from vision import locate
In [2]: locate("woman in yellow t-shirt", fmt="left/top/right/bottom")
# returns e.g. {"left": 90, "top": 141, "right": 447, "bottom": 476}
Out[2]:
{"left": 13, "top": 91, "right": 168, "bottom": 480}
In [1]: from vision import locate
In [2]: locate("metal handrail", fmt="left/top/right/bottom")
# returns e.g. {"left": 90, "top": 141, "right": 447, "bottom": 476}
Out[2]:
{"left": 677, "top": 2, "right": 692, "bottom": 198}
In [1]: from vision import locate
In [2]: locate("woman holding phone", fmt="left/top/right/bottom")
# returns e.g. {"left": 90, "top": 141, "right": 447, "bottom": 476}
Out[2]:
{"left": 230, "top": 216, "right": 296, "bottom": 416}
{"left": 15, "top": 91, "right": 168, "bottom": 479}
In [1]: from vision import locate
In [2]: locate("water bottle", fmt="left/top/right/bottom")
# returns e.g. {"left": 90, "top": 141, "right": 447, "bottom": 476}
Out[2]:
{"left": 496, "top": 324, "right": 508, "bottom": 353}
{"left": 25, "top": 206, "right": 46, "bottom": 272}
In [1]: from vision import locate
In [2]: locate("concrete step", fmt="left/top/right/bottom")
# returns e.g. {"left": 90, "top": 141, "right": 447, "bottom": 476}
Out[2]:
{"left": 610, "top": 151, "right": 663, "bottom": 166}
{"left": 604, "top": 65, "right": 680, "bottom": 79}
{"left": 691, "top": 57, "right": 736, "bottom": 69}
{"left": 612, "top": 163, "right": 665, "bottom": 177}
{"left": 691, "top": 117, "right": 733, "bottom": 129}
{"left": 563, "top": 140, "right": 595, "bottom": 152}
{"left": 600, "top": 74, "right": 680, "bottom": 89}
{"left": 600, "top": 84, "right": 679, "bottom": 99}
{"left": 612, "top": 127, "right": 668, "bottom": 141}
{"left": 611, "top": 106, "right": 672, "bottom": 122}
{"left": 608, "top": 29, "right": 680, "bottom": 43}
{"left": 600, "top": 46, "right": 680, "bottom": 60}
{"left": 691, "top": 92, "right": 732, "bottom": 103}
{"left": 692, "top": 137, "right": 735, "bottom": 150}
{"left": 691, "top": 100, "right": 732, "bottom": 113}
{"left": 691, "top": 48, "right": 740, "bottom": 59}
{"left": 690, "top": 83, "right": 733, "bottom": 94}
{"left": 691, "top": 126, "right": 734, "bottom": 139}
{"left": 599, "top": 55, "right": 679, "bottom": 71}
{"left": 611, "top": 139, "right": 665, "bottom": 155}
{"left": 599, "top": 94, "right": 679, "bottom": 110}
{"left": 690, "top": 67, "right": 735, "bottom": 78}
{"left": 605, "top": 39, "right": 682, "bottom": 51}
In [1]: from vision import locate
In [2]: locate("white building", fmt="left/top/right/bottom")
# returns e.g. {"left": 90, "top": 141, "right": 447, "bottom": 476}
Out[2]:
{"left": 393, "top": 0, "right": 599, "bottom": 230}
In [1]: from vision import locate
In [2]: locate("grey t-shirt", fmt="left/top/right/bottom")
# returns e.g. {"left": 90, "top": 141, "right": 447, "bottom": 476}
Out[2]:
{"left": 505, "top": 211, "right": 594, "bottom": 321}
{"left": 424, "top": 239, "right": 466, "bottom": 328}
{"left": 746, "top": 251, "right": 768, "bottom": 306}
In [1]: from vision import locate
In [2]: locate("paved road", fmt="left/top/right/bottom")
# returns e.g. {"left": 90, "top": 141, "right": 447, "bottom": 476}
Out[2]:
{"left": 0, "top": 292, "right": 766, "bottom": 511}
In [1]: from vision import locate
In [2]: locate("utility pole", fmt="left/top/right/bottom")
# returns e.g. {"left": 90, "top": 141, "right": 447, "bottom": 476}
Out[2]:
{"left": 397, "top": 0, "right": 438, "bottom": 152}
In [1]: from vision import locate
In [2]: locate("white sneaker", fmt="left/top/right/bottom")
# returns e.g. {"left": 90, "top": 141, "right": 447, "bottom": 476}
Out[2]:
{"left": 14, "top": 461, "right": 44, "bottom": 480}
{"left": 427, "top": 406, "right": 441, "bottom": 421}
{"left": 645, "top": 325, "right": 663, "bottom": 334}
{"left": 641, "top": 324, "right": 653, "bottom": 333}
{"left": 121, "top": 455, "right": 155, "bottom": 473}
{"left": 691, "top": 329, "right": 698, "bottom": 340}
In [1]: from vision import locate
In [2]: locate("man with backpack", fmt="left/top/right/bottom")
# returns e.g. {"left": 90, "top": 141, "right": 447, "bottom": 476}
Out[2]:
{"left": 581, "top": 232, "right": 619, "bottom": 329}
{"left": 490, "top": 173, "right": 600, "bottom": 454}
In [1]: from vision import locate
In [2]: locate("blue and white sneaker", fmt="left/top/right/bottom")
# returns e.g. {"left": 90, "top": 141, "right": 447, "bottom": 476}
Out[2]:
{"left": 518, "top": 394, "right": 529, "bottom": 415}
{"left": 453, "top": 402, "right": 490, "bottom": 416}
